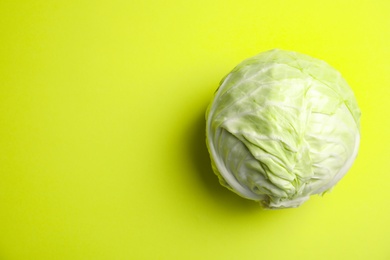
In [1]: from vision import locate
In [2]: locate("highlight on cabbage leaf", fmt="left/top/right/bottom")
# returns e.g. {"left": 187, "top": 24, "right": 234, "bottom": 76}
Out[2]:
{"left": 205, "top": 49, "right": 361, "bottom": 209}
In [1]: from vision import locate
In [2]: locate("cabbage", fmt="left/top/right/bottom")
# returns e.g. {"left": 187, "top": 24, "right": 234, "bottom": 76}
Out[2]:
{"left": 205, "top": 49, "right": 361, "bottom": 209}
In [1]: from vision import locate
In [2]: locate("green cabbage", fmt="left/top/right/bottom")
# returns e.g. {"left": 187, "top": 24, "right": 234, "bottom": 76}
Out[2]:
{"left": 206, "top": 49, "right": 361, "bottom": 209}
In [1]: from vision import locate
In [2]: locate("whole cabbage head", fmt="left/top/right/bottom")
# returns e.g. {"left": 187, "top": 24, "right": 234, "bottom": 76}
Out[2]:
{"left": 205, "top": 49, "right": 361, "bottom": 209}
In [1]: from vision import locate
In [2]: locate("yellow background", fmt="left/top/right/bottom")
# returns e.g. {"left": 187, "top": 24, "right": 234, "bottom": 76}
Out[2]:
{"left": 0, "top": 0, "right": 389, "bottom": 259}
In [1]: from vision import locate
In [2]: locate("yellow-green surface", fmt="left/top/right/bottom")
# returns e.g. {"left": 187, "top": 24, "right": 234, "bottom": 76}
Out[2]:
{"left": 0, "top": 1, "right": 389, "bottom": 259}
